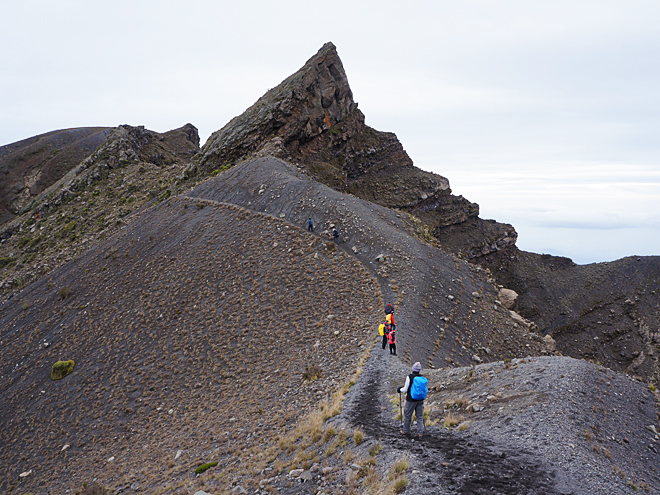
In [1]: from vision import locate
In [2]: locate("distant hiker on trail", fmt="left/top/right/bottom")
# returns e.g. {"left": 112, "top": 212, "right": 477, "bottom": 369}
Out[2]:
{"left": 332, "top": 228, "right": 339, "bottom": 243}
{"left": 379, "top": 322, "right": 389, "bottom": 350}
{"left": 307, "top": 218, "right": 314, "bottom": 232}
{"left": 385, "top": 302, "right": 395, "bottom": 315}
{"left": 388, "top": 325, "right": 397, "bottom": 355}
{"left": 397, "top": 362, "right": 428, "bottom": 438}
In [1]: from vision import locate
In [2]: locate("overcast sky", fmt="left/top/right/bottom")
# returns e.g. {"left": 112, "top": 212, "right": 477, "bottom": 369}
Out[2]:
{"left": 1, "top": 1, "right": 658, "bottom": 264}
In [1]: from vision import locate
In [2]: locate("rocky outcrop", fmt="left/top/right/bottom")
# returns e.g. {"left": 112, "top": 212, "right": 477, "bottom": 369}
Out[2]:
{"left": 0, "top": 127, "right": 112, "bottom": 225}
{"left": 196, "top": 43, "right": 490, "bottom": 235}
{"left": 0, "top": 123, "right": 199, "bottom": 300}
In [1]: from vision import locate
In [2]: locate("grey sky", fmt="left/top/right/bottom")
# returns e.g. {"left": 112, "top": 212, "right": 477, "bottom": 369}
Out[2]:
{"left": 2, "top": 1, "right": 658, "bottom": 264}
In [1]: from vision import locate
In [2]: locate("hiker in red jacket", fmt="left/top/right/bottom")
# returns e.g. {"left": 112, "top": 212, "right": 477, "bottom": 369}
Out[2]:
{"left": 388, "top": 326, "right": 397, "bottom": 355}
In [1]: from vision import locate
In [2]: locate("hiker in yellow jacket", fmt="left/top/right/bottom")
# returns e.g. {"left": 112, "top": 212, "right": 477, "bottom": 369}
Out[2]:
{"left": 379, "top": 322, "right": 389, "bottom": 350}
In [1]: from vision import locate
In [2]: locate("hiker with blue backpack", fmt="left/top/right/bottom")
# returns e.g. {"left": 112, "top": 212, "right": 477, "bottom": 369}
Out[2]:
{"left": 397, "top": 362, "right": 428, "bottom": 437}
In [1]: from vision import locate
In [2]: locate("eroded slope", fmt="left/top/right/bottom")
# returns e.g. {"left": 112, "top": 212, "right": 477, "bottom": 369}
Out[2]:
{"left": 0, "top": 196, "right": 380, "bottom": 494}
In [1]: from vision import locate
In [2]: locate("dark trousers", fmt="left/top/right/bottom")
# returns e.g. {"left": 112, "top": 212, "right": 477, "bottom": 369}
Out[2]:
{"left": 308, "top": 225, "right": 313, "bottom": 232}
{"left": 382, "top": 335, "right": 388, "bottom": 349}
{"left": 389, "top": 343, "right": 396, "bottom": 355}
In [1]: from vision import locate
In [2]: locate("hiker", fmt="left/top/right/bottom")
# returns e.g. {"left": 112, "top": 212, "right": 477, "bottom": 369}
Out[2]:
{"left": 397, "top": 362, "right": 428, "bottom": 437}
{"left": 386, "top": 310, "right": 395, "bottom": 330}
{"left": 385, "top": 302, "right": 395, "bottom": 315}
{"left": 379, "top": 322, "right": 389, "bottom": 350}
{"left": 332, "top": 228, "right": 339, "bottom": 243}
{"left": 388, "top": 325, "right": 397, "bottom": 355}
{"left": 307, "top": 218, "right": 314, "bottom": 232}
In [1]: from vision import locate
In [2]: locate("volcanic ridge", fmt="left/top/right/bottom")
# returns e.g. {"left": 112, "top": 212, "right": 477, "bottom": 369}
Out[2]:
{"left": 1, "top": 42, "right": 659, "bottom": 495}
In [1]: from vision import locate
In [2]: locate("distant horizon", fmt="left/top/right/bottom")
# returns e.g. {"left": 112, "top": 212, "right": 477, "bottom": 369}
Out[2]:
{"left": 1, "top": 1, "right": 658, "bottom": 265}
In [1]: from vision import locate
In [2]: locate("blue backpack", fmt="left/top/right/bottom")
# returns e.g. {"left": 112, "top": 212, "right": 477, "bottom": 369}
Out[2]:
{"left": 410, "top": 375, "right": 428, "bottom": 400}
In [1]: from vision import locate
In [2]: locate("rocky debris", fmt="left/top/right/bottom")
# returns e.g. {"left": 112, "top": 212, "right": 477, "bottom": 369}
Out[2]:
{"left": 229, "top": 487, "right": 246, "bottom": 495}
{"left": 509, "top": 310, "right": 533, "bottom": 329}
{"left": 498, "top": 287, "right": 518, "bottom": 309}
{"left": 19, "top": 469, "right": 32, "bottom": 478}
{"left": 543, "top": 334, "right": 557, "bottom": 352}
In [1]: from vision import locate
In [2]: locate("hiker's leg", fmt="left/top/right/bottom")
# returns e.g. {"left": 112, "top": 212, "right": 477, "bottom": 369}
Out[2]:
{"left": 382, "top": 336, "right": 387, "bottom": 349}
{"left": 403, "top": 401, "right": 415, "bottom": 434}
{"left": 415, "top": 401, "right": 424, "bottom": 435}
{"left": 393, "top": 343, "right": 397, "bottom": 355}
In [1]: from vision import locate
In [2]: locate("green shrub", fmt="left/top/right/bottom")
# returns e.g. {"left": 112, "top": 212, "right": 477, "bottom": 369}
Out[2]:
{"left": 62, "top": 221, "right": 76, "bottom": 233}
{"left": 51, "top": 360, "right": 75, "bottom": 380}
{"left": 209, "top": 169, "right": 220, "bottom": 177}
{"left": 158, "top": 189, "right": 172, "bottom": 202}
{"left": 194, "top": 461, "right": 218, "bottom": 474}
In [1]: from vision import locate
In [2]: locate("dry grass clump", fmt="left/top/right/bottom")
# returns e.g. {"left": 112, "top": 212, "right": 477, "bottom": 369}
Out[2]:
{"left": 353, "top": 428, "right": 365, "bottom": 445}
{"left": 323, "top": 426, "right": 336, "bottom": 443}
{"left": 368, "top": 442, "right": 383, "bottom": 456}
{"left": 457, "top": 421, "right": 470, "bottom": 431}
{"left": 443, "top": 411, "right": 465, "bottom": 428}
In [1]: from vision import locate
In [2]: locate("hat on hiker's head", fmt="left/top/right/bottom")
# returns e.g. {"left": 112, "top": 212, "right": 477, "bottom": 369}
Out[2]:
{"left": 412, "top": 362, "right": 421, "bottom": 372}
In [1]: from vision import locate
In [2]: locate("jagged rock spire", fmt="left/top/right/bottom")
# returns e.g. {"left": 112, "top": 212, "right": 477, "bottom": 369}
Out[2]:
{"left": 199, "top": 42, "right": 357, "bottom": 169}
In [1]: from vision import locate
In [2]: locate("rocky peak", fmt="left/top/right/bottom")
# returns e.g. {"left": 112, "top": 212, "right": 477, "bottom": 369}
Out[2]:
{"left": 196, "top": 43, "right": 520, "bottom": 257}
{"left": 199, "top": 42, "right": 356, "bottom": 169}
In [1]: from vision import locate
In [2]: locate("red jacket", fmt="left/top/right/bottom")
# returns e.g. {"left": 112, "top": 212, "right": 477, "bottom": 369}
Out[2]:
{"left": 387, "top": 329, "right": 396, "bottom": 344}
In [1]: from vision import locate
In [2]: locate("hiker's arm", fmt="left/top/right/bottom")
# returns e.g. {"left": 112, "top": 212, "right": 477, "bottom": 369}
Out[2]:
{"left": 397, "top": 376, "right": 411, "bottom": 394}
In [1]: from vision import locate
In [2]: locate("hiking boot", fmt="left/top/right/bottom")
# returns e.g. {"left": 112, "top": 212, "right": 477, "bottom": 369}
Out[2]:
{"left": 400, "top": 430, "right": 410, "bottom": 435}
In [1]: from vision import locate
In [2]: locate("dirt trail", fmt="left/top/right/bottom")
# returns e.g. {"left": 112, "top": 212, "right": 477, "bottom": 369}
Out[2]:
{"left": 344, "top": 348, "right": 560, "bottom": 494}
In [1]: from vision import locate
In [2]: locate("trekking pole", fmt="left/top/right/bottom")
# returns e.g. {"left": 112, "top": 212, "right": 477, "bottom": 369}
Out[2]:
{"left": 399, "top": 392, "right": 403, "bottom": 428}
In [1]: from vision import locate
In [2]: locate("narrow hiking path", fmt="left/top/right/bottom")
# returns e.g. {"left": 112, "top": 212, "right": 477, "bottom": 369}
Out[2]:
{"left": 342, "top": 343, "right": 560, "bottom": 495}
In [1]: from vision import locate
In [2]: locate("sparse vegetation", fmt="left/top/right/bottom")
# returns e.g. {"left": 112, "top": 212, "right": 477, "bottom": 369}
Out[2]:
{"left": 302, "top": 363, "right": 323, "bottom": 381}
{"left": 369, "top": 442, "right": 383, "bottom": 456}
{"left": 443, "top": 411, "right": 465, "bottom": 428}
{"left": 353, "top": 428, "right": 364, "bottom": 445}
{"left": 59, "top": 287, "right": 73, "bottom": 300}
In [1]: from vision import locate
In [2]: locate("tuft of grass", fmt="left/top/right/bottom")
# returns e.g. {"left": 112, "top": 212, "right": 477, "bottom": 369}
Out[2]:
{"left": 457, "top": 421, "right": 470, "bottom": 431}
{"left": 443, "top": 411, "right": 465, "bottom": 428}
{"left": 369, "top": 443, "right": 383, "bottom": 456}
{"left": 194, "top": 461, "right": 218, "bottom": 474}
{"left": 353, "top": 429, "right": 364, "bottom": 446}
{"left": 389, "top": 457, "right": 410, "bottom": 479}
{"left": 649, "top": 383, "right": 657, "bottom": 393}
{"left": 323, "top": 426, "right": 336, "bottom": 443}
{"left": 392, "top": 476, "right": 410, "bottom": 493}
{"left": 51, "top": 360, "right": 75, "bottom": 380}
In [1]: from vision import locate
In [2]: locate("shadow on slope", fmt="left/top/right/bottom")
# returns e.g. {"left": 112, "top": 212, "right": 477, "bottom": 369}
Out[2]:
{"left": 0, "top": 195, "right": 380, "bottom": 493}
